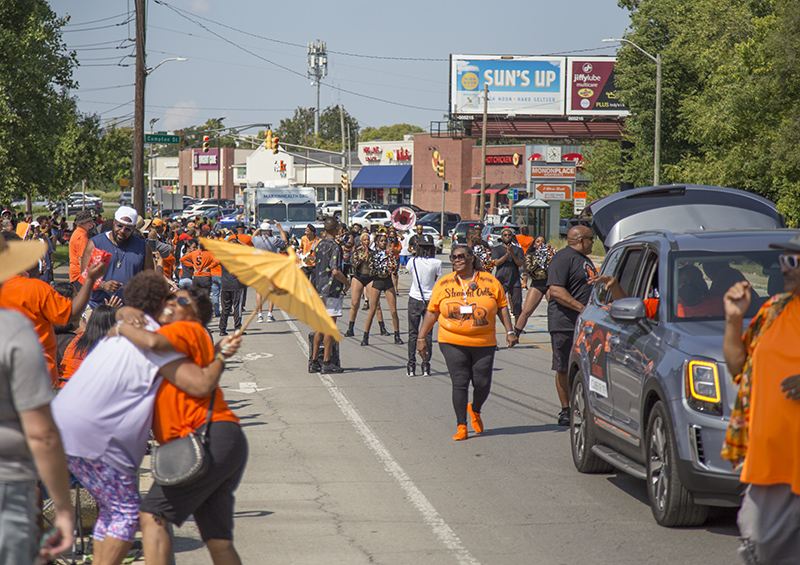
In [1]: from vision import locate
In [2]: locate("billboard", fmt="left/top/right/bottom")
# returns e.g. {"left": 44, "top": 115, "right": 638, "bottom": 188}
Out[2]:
{"left": 450, "top": 55, "right": 566, "bottom": 117}
{"left": 566, "top": 57, "right": 629, "bottom": 116}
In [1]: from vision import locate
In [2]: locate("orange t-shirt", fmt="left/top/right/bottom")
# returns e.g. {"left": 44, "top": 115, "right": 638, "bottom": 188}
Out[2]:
{"left": 68, "top": 226, "right": 90, "bottom": 282}
{"left": 180, "top": 249, "right": 219, "bottom": 278}
{"left": 741, "top": 298, "right": 800, "bottom": 493}
{"left": 0, "top": 275, "right": 71, "bottom": 385}
{"left": 162, "top": 254, "right": 175, "bottom": 279}
{"left": 677, "top": 295, "right": 724, "bottom": 318}
{"left": 299, "top": 236, "right": 318, "bottom": 267}
{"left": 152, "top": 321, "right": 238, "bottom": 444}
{"left": 516, "top": 234, "right": 534, "bottom": 255}
{"left": 228, "top": 233, "right": 253, "bottom": 247}
{"left": 427, "top": 271, "right": 508, "bottom": 347}
{"left": 58, "top": 335, "right": 85, "bottom": 387}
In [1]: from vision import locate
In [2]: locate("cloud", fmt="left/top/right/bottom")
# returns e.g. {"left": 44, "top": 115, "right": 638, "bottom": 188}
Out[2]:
{"left": 163, "top": 101, "right": 200, "bottom": 130}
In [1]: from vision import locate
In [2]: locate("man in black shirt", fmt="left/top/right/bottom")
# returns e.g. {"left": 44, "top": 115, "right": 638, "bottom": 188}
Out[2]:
{"left": 491, "top": 228, "right": 524, "bottom": 318}
{"left": 311, "top": 217, "right": 350, "bottom": 373}
{"left": 546, "top": 225, "right": 597, "bottom": 425}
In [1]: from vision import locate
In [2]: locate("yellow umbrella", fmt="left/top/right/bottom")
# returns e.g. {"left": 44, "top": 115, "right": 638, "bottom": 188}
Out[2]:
{"left": 200, "top": 237, "right": 342, "bottom": 341}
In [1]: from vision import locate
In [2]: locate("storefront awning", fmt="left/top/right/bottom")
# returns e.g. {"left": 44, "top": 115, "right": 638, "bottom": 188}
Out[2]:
{"left": 351, "top": 165, "right": 412, "bottom": 189}
{"left": 514, "top": 198, "right": 550, "bottom": 208}
{"left": 485, "top": 184, "right": 509, "bottom": 195}
{"left": 464, "top": 187, "right": 481, "bottom": 194}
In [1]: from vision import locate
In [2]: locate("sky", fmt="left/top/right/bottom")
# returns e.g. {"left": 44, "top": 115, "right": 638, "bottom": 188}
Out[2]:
{"left": 49, "top": 0, "right": 632, "bottom": 137}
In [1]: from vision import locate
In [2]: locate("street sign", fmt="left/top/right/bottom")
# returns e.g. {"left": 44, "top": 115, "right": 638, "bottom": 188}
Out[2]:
{"left": 145, "top": 133, "right": 180, "bottom": 144}
{"left": 508, "top": 188, "right": 518, "bottom": 200}
{"left": 534, "top": 183, "right": 573, "bottom": 200}
{"left": 574, "top": 191, "right": 587, "bottom": 215}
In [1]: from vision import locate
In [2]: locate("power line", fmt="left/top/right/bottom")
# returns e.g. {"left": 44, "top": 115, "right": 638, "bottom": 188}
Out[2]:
{"left": 78, "top": 83, "right": 135, "bottom": 92}
{"left": 61, "top": 18, "right": 133, "bottom": 33}
{"left": 66, "top": 39, "right": 132, "bottom": 48}
{"left": 152, "top": 0, "right": 442, "bottom": 113}
{"left": 64, "top": 13, "right": 129, "bottom": 27}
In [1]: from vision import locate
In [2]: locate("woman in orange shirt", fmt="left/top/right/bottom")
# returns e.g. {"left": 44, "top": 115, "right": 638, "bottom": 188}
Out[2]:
{"left": 58, "top": 304, "right": 117, "bottom": 386}
{"left": 117, "top": 287, "right": 245, "bottom": 564}
{"left": 180, "top": 243, "right": 219, "bottom": 297}
{"left": 416, "top": 244, "right": 518, "bottom": 440}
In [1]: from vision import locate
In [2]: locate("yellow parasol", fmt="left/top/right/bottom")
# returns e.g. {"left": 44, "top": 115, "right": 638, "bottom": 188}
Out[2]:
{"left": 200, "top": 237, "right": 342, "bottom": 341}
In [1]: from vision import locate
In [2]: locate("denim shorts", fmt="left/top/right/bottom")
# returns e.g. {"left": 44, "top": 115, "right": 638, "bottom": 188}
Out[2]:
{"left": 0, "top": 480, "right": 40, "bottom": 564}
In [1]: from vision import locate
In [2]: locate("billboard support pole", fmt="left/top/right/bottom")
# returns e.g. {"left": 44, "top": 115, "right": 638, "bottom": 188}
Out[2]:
{"left": 478, "top": 84, "right": 488, "bottom": 221}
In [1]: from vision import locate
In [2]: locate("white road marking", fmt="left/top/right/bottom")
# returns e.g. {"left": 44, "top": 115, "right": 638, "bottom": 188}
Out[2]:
{"left": 240, "top": 352, "right": 273, "bottom": 361}
{"left": 225, "top": 382, "right": 271, "bottom": 394}
{"left": 283, "top": 314, "right": 481, "bottom": 565}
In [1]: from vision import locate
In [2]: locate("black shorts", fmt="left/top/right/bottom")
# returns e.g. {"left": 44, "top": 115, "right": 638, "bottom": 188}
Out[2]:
{"left": 371, "top": 275, "right": 394, "bottom": 292}
{"left": 355, "top": 272, "right": 373, "bottom": 287}
{"left": 140, "top": 421, "right": 248, "bottom": 541}
{"left": 550, "top": 331, "right": 574, "bottom": 372}
{"left": 530, "top": 278, "right": 548, "bottom": 293}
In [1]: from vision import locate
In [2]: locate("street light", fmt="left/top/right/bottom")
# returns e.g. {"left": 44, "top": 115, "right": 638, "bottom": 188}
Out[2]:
{"left": 604, "top": 38, "right": 662, "bottom": 186}
{"left": 146, "top": 57, "right": 187, "bottom": 76}
{"left": 148, "top": 118, "right": 159, "bottom": 216}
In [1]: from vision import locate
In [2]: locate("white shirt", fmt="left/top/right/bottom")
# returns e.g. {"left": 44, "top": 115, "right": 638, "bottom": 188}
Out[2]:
{"left": 52, "top": 317, "right": 183, "bottom": 475}
{"left": 407, "top": 257, "right": 442, "bottom": 301}
{"left": 399, "top": 232, "right": 414, "bottom": 256}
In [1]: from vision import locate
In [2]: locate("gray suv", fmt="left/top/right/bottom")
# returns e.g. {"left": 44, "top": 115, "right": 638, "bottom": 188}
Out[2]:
{"left": 567, "top": 185, "right": 790, "bottom": 527}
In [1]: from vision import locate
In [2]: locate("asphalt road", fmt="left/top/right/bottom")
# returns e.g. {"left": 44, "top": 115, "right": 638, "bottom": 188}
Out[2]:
{"left": 171, "top": 260, "right": 741, "bottom": 565}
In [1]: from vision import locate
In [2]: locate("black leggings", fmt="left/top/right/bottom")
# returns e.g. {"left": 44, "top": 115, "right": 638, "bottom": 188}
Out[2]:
{"left": 439, "top": 343, "right": 496, "bottom": 426}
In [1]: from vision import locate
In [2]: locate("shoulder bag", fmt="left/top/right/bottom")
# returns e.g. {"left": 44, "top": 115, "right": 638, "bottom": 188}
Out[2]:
{"left": 151, "top": 393, "right": 215, "bottom": 487}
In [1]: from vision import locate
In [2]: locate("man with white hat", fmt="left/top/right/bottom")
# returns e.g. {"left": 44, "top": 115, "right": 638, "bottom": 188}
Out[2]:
{"left": 0, "top": 234, "right": 76, "bottom": 563}
{"left": 251, "top": 220, "right": 288, "bottom": 323}
{"left": 80, "top": 206, "right": 154, "bottom": 308}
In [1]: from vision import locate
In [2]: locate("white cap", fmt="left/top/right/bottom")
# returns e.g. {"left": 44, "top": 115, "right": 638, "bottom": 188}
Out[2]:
{"left": 115, "top": 206, "right": 138, "bottom": 227}
{"left": 259, "top": 221, "right": 272, "bottom": 231}
{"left": 30, "top": 221, "right": 40, "bottom": 228}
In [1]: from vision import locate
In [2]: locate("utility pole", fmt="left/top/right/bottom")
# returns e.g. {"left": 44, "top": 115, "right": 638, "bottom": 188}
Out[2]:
{"left": 340, "top": 105, "right": 348, "bottom": 226}
{"left": 478, "top": 84, "right": 488, "bottom": 221}
{"left": 307, "top": 40, "right": 327, "bottom": 136}
{"left": 133, "top": 0, "right": 146, "bottom": 217}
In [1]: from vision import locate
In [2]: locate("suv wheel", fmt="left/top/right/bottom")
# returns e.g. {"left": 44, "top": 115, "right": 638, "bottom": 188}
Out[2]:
{"left": 570, "top": 372, "right": 613, "bottom": 473}
{"left": 645, "top": 401, "right": 708, "bottom": 527}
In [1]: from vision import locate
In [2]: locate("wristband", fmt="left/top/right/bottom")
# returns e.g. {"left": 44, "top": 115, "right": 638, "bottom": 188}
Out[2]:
{"left": 507, "top": 331, "right": 516, "bottom": 335}
{"left": 115, "top": 319, "right": 125, "bottom": 335}
{"left": 214, "top": 352, "right": 227, "bottom": 368}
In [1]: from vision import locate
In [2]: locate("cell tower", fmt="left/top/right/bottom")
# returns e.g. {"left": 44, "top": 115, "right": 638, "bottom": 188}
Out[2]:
{"left": 307, "top": 40, "right": 328, "bottom": 136}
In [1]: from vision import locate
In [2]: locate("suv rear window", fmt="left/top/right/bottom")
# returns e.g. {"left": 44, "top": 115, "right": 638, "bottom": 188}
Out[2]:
{"left": 671, "top": 251, "right": 782, "bottom": 320}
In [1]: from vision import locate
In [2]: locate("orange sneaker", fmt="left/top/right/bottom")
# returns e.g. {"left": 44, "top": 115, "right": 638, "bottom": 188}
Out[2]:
{"left": 467, "top": 403, "right": 483, "bottom": 434}
{"left": 452, "top": 425, "right": 468, "bottom": 441}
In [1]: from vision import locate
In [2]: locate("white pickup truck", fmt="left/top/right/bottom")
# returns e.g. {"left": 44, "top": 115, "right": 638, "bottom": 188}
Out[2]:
{"left": 320, "top": 199, "right": 368, "bottom": 218}
{"left": 349, "top": 209, "right": 392, "bottom": 230}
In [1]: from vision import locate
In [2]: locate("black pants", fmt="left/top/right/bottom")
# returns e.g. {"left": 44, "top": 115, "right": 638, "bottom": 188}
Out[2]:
{"left": 407, "top": 297, "right": 431, "bottom": 364}
{"left": 501, "top": 282, "right": 522, "bottom": 318}
{"left": 439, "top": 343, "right": 496, "bottom": 426}
{"left": 193, "top": 275, "right": 212, "bottom": 293}
{"left": 220, "top": 289, "right": 243, "bottom": 333}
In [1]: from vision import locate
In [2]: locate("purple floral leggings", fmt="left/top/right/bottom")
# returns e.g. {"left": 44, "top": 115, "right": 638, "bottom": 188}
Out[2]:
{"left": 66, "top": 456, "right": 140, "bottom": 542}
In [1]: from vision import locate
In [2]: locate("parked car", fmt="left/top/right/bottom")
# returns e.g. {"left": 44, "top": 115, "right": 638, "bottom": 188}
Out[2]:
{"left": 559, "top": 217, "right": 593, "bottom": 238}
{"left": 351, "top": 202, "right": 385, "bottom": 214}
{"left": 481, "top": 223, "right": 520, "bottom": 247}
{"left": 13, "top": 198, "right": 53, "bottom": 209}
{"left": 118, "top": 191, "right": 132, "bottom": 206}
{"left": 385, "top": 203, "right": 427, "bottom": 216}
{"left": 180, "top": 203, "right": 219, "bottom": 219}
{"left": 451, "top": 220, "right": 485, "bottom": 245}
{"left": 416, "top": 212, "right": 462, "bottom": 237}
{"left": 349, "top": 209, "right": 393, "bottom": 231}
{"left": 567, "top": 184, "right": 787, "bottom": 527}
{"left": 51, "top": 196, "right": 104, "bottom": 216}
{"left": 419, "top": 225, "right": 444, "bottom": 253}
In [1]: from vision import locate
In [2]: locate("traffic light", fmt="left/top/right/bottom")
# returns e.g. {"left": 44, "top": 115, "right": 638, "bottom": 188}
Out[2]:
{"left": 264, "top": 129, "right": 273, "bottom": 151}
{"left": 272, "top": 135, "right": 279, "bottom": 154}
{"left": 437, "top": 158, "right": 445, "bottom": 178}
{"left": 202, "top": 135, "right": 210, "bottom": 153}
{"left": 443, "top": 182, "right": 450, "bottom": 191}
{"left": 341, "top": 173, "right": 349, "bottom": 191}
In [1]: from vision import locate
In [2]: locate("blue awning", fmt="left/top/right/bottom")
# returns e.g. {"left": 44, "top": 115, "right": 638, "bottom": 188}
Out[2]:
{"left": 352, "top": 165, "right": 412, "bottom": 189}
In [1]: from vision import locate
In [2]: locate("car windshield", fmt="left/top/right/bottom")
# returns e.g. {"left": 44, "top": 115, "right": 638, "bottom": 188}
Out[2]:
{"left": 258, "top": 203, "right": 287, "bottom": 222}
{"left": 419, "top": 213, "right": 439, "bottom": 221}
{"left": 671, "top": 250, "right": 783, "bottom": 320}
{"left": 353, "top": 211, "right": 369, "bottom": 218}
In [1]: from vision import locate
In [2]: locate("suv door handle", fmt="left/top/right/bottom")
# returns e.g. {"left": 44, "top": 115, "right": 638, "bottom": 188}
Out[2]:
{"left": 607, "top": 335, "right": 620, "bottom": 345}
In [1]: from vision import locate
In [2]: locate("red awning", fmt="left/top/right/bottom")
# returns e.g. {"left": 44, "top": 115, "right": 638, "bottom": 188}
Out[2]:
{"left": 485, "top": 183, "right": 509, "bottom": 194}
{"left": 464, "top": 188, "right": 481, "bottom": 194}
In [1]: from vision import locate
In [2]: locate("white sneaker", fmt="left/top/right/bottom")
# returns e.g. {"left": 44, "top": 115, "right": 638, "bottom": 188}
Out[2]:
{"left": 257, "top": 313, "right": 264, "bottom": 323}
{"left": 266, "top": 312, "right": 275, "bottom": 323}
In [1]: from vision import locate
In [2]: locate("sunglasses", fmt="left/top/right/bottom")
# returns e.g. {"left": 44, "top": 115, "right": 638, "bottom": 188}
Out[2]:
{"left": 450, "top": 253, "right": 469, "bottom": 261}
{"left": 779, "top": 254, "right": 800, "bottom": 270}
{"left": 114, "top": 222, "right": 133, "bottom": 233}
{"left": 166, "top": 294, "right": 193, "bottom": 307}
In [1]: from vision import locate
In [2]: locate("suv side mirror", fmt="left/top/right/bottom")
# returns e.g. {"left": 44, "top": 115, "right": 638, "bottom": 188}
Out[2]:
{"left": 610, "top": 297, "right": 647, "bottom": 322}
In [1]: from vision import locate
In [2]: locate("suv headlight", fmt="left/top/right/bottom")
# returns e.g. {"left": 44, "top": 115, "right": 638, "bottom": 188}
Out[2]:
{"left": 685, "top": 360, "right": 722, "bottom": 416}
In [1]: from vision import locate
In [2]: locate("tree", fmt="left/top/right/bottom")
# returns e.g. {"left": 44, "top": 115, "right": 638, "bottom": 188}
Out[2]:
{"left": 360, "top": 124, "right": 425, "bottom": 142}
{"left": 0, "top": 0, "right": 78, "bottom": 202}
{"left": 93, "top": 125, "right": 134, "bottom": 189}
{"left": 275, "top": 105, "right": 360, "bottom": 151}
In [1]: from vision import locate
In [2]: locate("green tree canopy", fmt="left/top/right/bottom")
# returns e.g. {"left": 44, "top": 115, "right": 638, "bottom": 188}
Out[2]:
{"left": 275, "top": 105, "right": 359, "bottom": 151}
{"left": 360, "top": 123, "right": 425, "bottom": 142}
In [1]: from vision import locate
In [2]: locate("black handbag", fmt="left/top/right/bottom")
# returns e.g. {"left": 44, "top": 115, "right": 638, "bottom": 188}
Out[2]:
{"left": 151, "top": 393, "right": 215, "bottom": 487}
